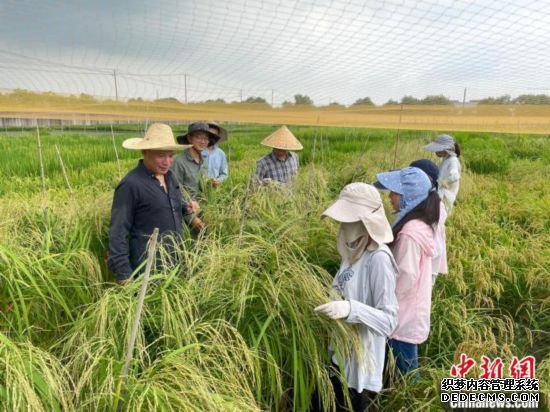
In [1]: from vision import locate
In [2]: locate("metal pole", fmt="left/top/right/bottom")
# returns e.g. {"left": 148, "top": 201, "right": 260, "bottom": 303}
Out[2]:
{"left": 184, "top": 73, "right": 188, "bottom": 104}
{"left": 113, "top": 69, "right": 119, "bottom": 101}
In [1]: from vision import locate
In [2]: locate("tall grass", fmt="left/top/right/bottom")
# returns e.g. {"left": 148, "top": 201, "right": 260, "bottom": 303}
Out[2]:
{"left": 0, "top": 124, "right": 548, "bottom": 410}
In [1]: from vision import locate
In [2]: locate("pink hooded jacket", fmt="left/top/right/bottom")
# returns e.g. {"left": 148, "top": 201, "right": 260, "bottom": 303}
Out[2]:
{"left": 390, "top": 219, "right": 435, "bottom": 344}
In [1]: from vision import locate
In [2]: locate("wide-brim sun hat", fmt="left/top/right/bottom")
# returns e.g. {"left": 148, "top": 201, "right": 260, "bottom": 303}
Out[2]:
{"left": 374, "top": 170, "right": 404, "bottom": 194}
{"left": 261, "top": 125, "right": 303, "bottom": 151}
{"left": 207, "top": 121, "right": 228, "bottom": 143}
{"left": 177, "top": 122, "right": 220, "bottom": 146}
{"left": 122, "top": 123, "right": 190, "bottom": 151}
{"left": 375, "top": 167, "right": 433, "bottom": 226}
{"left": 424, "top": 134, "right": 455, "bottom": 153}
{"left": 322, "top": 182, "right": 393, "bottom": 245}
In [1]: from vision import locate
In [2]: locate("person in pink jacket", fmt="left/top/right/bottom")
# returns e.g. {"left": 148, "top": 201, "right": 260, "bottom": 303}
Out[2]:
{"left": 374, "top": 167, "right": 440, "bottom": 376}
{"left": 409, "top": 159, "right": 448, "bottom": 286}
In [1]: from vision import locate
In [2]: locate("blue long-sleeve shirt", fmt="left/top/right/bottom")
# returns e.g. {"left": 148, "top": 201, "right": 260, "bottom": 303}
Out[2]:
{"left": 107, "top": 160, "right": 191, "bottom": 280}
{"left": 202, "top": 146, "right": 228, "bottom": 182}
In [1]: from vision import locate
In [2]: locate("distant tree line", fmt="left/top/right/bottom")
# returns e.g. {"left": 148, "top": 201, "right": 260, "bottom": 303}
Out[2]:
{"left": 2, "top": 89, "right": 550, "bottom": 108}
{"left": 476, "top": 94, "right": 550, "bottom": 105}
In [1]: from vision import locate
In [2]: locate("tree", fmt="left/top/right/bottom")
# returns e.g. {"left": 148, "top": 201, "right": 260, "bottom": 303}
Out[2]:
{"left": 204, "top": 98, "right": 226, "bottom": 104}
{"left": 326, "top": 102, "right": 345, "bottom": 108}
{"left": 154, "top": 97, "right": 182, "bottom": 105}
{"left": 383, "top": 99, "right": 399, "bottom": 105}
{"left": 421, "top": 95, "right": 452, "bottom": 105}
{"left": 244, "top": 96, "right": 269, "bottom": 105}
{"left": 478, "top": 95, "right": 511, "bottom": 104}
{"left": 401, "top": 95, "right": 420, "bottom": 105}
{"left": 282, "top": 100, "right": 293, "bottom": 107}
{"left": 513, "top": 94, "right": 550, "bottom": 105}
{"left": 294, "top": 94, "right": 314, "bottom": 105}
{"left": 352, "top": 97, "right": 375, "bottom": 106}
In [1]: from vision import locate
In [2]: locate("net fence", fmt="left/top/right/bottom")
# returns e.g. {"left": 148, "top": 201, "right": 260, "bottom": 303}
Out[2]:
{"left": 1, "top": 0, "right": 550, "bottom": 133}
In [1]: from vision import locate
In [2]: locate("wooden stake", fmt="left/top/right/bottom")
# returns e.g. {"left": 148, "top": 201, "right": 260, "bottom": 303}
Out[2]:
{"left": 36, "top": 126, "right": 48, "bottom": 226}
{"left": 110, "top": 123, "right": 122, "bottom": 181}
{"left": 54, "top": 144, "right": 73, "bottom": 195}
{"left": 117, "top": 228, "right": 159, "bottom": 409}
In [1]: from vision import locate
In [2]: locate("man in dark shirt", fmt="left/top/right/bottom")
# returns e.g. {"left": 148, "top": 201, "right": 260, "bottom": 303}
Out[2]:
{"left": 107, "top": 123, "right": 192, "bottom": 284}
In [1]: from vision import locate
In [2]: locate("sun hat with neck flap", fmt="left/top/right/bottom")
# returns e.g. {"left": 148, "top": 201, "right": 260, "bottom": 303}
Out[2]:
{"left": 322, "top": 182, "right": 393, "bottom": 245}
{"left": 261, "top": 125, "right": 303, "bottom": 151}
{"left": 424, "top": 134, "right": 456, "bottom": 155}
{"left": 375, "top": 167, "right": 433, "bottom": 227}
{"left": 122, "top": 123, "right": 190, "bottom": 151}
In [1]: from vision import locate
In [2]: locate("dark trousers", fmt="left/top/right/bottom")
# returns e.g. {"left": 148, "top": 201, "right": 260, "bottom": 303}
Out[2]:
{"left": 310, "top": 375, "right": 377, "bottom": 412}
{"left": 387, "top": 339, "right": 420, "bottom": 380}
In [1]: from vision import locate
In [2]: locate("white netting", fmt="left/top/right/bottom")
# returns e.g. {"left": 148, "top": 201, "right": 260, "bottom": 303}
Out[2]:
{"left": 1, "top": 0, "right": 550, "bottom": 105}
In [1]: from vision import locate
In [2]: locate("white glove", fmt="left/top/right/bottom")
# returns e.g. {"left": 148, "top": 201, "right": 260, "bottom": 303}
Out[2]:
{"left": 314, "top": 300, "right": 351, "bottom": 320}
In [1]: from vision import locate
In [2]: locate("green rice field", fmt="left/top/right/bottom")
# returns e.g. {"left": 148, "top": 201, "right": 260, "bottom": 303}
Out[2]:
{"left": 0, "top": 124, "right": 548, "bottom": 411}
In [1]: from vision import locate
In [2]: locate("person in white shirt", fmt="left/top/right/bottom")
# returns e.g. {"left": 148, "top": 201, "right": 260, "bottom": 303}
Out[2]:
{"left": 409, "top": 159, "right": 448, "bottom": 286}
{"left": 424, "top": 134, "right": 462, "bottom": 213}
{"left": 313, "top": 183, "right": 398, "bottom": 412}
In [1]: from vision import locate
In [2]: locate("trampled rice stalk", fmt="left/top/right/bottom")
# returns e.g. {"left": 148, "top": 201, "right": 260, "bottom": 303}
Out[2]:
{"left": 55, "top": 144, "right": 73, "bottom": 195}
{"left": 110, "top": 123, "right": 122, "bottom": 181}
{"left": 36, "top": 125, "right": 48, "bottom": 226}
{"left": 116, "top": 228, "right": 159, "bottom": 410}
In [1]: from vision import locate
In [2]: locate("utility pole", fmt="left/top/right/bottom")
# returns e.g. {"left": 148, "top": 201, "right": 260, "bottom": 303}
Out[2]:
{"left": 240, "top": 89, "right": 243, "bottom": 103}
{"left": 462, "top": 87, "right": 467, "bottom": 108}
{"left": 271, "top": 89, "right": 274, "bottom": 107}
{"left": 113, "top": 69, "right": 119, "bottom": 101}
{"left": 184, "top": 73, "right": 188, "bottom": 104}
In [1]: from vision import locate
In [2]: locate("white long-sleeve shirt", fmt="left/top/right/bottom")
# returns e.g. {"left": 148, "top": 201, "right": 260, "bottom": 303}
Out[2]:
{"left": 331, "top": 244, "right": 398, "bottom": 393}
{"left": 432, "top": 202, "right": 448, "bottom": 285}
{"left": 438, "top": 154, "right": 461, "bottom": 213}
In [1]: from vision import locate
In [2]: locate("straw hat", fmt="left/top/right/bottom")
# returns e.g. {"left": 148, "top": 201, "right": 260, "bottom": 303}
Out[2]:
{"left": 322, "top": 183, "right": 393, "bottom": 245}
{"left": 122, "top": 123, "right": 190, "bottom": 151}
{"left": 261, "top": 126, "right": 303, "bottom": 151}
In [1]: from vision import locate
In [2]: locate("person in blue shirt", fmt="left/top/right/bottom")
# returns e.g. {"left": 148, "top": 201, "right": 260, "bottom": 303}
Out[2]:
{"left": 202, "top": 122, "right": 229, "bottom": 187}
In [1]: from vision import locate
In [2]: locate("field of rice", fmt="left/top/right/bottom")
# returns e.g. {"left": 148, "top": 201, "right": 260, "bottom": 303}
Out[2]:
{"left": 0, "top": 124, "right": 548, "bottom": 411}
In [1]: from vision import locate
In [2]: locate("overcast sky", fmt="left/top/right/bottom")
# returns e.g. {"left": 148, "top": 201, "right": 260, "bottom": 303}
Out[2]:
{"left": 1, "top": 0, "right": 550, "bottom": 105}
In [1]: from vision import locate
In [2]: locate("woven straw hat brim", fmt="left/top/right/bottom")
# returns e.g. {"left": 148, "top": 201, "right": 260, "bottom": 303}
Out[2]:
{"left": 122, "top": 123, "right": 190, "bottom": 151}
{"left": 261, "top": 126, "right": 303, "bottom": 151}
{"left": 122, "top": 138, "right": 190, "bottom": 151}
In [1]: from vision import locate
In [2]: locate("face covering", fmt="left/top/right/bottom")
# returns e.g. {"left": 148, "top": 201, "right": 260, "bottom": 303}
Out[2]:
{"left": 337, "top": 222, "right": 370, "bottom": 264}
